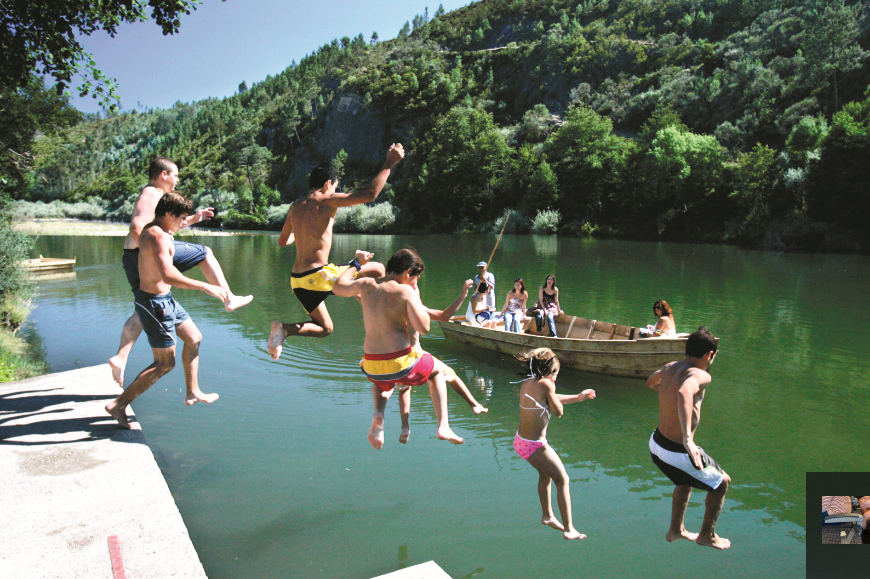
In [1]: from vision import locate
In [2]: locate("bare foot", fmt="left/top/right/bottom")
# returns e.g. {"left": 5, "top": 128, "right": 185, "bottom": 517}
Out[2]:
{"left": 224, "top": 294, "right": 253, "bottom": 312}
{"left": 436, "top": 426, "right": 464, "bottom": 445}
{"left": 185, "top": 390, "right": 219, "bottom": 405}
{"left": 542, "top": 516, "right": 565, "bottom": 531}
{"left": 472, "top": 404, "right": 488, "bottom": 415}
{"left": 105, "top": 401, "right": 131, "bottom": 429}
{"left": 666, "top": 528, "right": 699, "bottom": 542}
{"left": 563, "top": 528, "right": 587, "bottom": 540}
{"left": 696, "top": 533, "right": 731, "bottom": 550}
{"left": 108, "top": 356, "right": 125, "bottom": 387}
{"left": 369, "top": 414, "right": 385, "bottom": 449}
{"left": 267, "top": 320, "right": 285, "bottom": 360}
{"left": 399, "top": 426, "right": 410, "bottom": 444}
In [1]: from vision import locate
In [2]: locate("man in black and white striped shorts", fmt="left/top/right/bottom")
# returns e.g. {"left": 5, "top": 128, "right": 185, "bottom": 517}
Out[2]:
{"left": 647, "top": 326, "right": 731, "bottom": 550}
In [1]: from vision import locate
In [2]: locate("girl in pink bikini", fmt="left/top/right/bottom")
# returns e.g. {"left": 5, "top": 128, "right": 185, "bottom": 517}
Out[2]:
{"left": 513, "top": 347, "right": 596, "bottom": 540}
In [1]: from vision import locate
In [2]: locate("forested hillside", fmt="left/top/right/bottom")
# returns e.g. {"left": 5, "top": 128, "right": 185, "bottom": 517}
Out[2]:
{"left": 7, "top": 0, "right": 870, "bottom": 250}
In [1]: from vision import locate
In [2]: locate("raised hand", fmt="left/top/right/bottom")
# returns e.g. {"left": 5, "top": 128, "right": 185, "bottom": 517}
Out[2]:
{"left": 385, "top": 143, "right": 405, "bottom": 168}
{"left": 355, "top": 249, "right": 374, "bottom": 265}
{"left": 196, "top": 207, "right": 215, "bottom": 223}
{"left": 462, "top": 279, "right": 474, "bottom": 292}
{"left": 580, "top": 389, "right": 596, "bottom": 401}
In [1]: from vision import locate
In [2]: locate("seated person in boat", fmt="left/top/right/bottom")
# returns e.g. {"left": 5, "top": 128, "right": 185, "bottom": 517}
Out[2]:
{"left": 857, "top": 496, "right": 870, "bottom": 529}
{"left": 500, "top": 278, "right": 528, "bottom": 333}
{"left": 393, "top": 279, "right": 488, "bottom": 444}
{"left": 471, "top": 281, "right": 500, "bottom": 328}
{"left": 105, "top": 192, "right": 226, "bottom": 429}
{"left": 535, "top": 275, "right": 562, "bottom": 337}
{"left": 333, "top": 248, "right": 464, "bottom": 449}
{"left": 638, "top": 300, "right": 676, "bottom": 338}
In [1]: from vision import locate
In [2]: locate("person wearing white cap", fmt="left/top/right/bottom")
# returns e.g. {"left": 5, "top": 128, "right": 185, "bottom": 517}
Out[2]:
{"left": 473, "top": 261, "right": 496, "bottom": 309}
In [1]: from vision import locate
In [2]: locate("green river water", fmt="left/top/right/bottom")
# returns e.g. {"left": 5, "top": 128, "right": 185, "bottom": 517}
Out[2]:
{"left": 27, "top": 233, "right": 843, "bottom": 578}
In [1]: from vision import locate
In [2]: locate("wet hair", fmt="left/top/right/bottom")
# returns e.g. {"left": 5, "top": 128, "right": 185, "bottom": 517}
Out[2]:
{"left": 148, "top": 157, "right": 176, "bottom": 181}
{"left": 308, "top": 164, "right": 339, "bottom": 189}
{"left": 686, "top": 326, "right": 718, "bottom": 358}
{"left": 386, "top": 248, "right": 425, "bottom": 277}
{"left": 514, "top": 278, "right": 526, "bottom": 294}
{"left": 154, "top": 191, "right": 193, "bottom": 218}
{"left": 542, "top": 274, "right": 557, "bottom": 289}
{"left": 653, "top": 300, "right": 673, "bottom": 318}
{"left": 516, "top": 347, "right": 561, "bottom": 379}
{"left": 477, "top": 282, "right": 488, "bottom": 294}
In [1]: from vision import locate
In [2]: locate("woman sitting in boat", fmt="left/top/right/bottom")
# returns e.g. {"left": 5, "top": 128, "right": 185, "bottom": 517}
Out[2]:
{"left": 639, "top": 300, "right": 676, "bottom": 338}
{"left": 471, "top": 282, "right": 499, "bottom": 328}
{"left": 535, "top": 275, "right": 562, "bottom": 337}
{"left": 500, "top": 278, "right": 528, "bottom": 333}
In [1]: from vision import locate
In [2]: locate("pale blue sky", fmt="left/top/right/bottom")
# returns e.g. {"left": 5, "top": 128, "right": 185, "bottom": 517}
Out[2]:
{"left": 70, "top": 0, "right": 472, "bottom": 113}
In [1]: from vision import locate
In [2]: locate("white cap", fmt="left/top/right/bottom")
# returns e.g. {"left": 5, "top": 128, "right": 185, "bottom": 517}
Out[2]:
{"left": 477, "top": 261, "right": 487, "bottom": 267}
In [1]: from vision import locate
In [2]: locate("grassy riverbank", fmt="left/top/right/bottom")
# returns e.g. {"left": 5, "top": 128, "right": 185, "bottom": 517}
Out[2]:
{"left": 0, "top": 297, "right": 46, "bottom": 382}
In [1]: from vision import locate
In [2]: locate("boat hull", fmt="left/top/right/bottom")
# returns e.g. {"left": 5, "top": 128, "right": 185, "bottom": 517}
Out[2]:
{"left": 436, "top": 321, "right": 687, "bottom": 379}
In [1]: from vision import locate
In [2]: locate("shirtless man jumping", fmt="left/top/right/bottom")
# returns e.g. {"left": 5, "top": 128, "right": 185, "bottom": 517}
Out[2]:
{"left": 109, "top": 157, "right": 252, "bottom": 386}
{"left": 647, "top": 326, "right": 731, "bottom": 550}
{"left": 333, "top": 248, "right": 464, "bottom": 449}
{"left": 105, "top": 192, "right": 227, "bottom": 429}
{"left": 267, "top": 144, "right": 404, "bottom": 360}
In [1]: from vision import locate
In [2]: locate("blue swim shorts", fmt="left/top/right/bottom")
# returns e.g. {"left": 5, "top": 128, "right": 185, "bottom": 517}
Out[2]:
{"left": 134, "top": 291, "right": 191, "bottom": 349}
{"left": 121, "top": 240, "right": 208, "bottom": 295}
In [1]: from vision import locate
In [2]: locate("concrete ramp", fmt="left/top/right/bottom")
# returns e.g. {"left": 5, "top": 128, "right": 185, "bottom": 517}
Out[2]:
{"left": 0, "top": 364, "right": 207, "bottom": 579}
{"left": 371, "top": 561, "right": 452, "bottom": 579}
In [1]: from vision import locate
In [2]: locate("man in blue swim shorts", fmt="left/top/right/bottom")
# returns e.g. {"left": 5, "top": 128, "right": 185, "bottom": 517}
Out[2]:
{"left": 106, "top": 192, "right": 229, "bottom": 429}
{"left": 647, "top": 326, "right": 731, "bottom": 551}
{"left": 267, "top": 144, "right": 405, "bottom": 360}
{"left": 110, "top": 157, "right": 252, "bottom": 387}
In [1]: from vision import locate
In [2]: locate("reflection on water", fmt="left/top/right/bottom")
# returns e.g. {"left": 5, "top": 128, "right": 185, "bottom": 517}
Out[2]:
{"left": 23, "top": 233, "right": 854, "bottom": 578}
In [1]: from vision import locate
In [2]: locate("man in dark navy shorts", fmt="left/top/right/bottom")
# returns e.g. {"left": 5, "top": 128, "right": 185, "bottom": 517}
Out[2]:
{"left": 109, "top": 157, "right": 252, "bottom": 387}
{"left": 106, "top": 192, "right": 228, "bottom": 429}
{"left": 647, "top": 326, "right": 731, "bottom": 550}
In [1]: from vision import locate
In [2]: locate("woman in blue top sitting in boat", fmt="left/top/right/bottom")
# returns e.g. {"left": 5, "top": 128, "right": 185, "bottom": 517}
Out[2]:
{"left": 500, "top": 278, "right": 529, "bottom": 333}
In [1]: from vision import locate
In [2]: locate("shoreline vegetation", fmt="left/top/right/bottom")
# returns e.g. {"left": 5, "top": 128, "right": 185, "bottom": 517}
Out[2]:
{"left": 10, "top": 211, "right": 866, "bottom": 254}
{"left": 0, "top": 215, "right": 47, "bottom": 383}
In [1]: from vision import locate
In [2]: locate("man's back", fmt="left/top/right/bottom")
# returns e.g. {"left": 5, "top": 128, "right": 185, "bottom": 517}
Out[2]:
{"left": 657, "top": 361, "right": 709, "bottom": 443}
{"left": 360, "top": 279, "right": 417, "bottom": 354}
{"left": 124, "top": 185, "right": 163, "bottom": 250}
{"left": 288, "top": 193, "right": 337, "bottom": 272}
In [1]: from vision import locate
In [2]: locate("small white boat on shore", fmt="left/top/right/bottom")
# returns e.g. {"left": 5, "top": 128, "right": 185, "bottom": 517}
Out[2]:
{"left": 21, "top": 256, "right": 76, "bottom": 272}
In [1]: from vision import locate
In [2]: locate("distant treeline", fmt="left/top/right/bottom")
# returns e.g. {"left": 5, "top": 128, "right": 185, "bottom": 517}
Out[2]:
{"left": 4, "top": 0, "right": 870, "bottom": 250}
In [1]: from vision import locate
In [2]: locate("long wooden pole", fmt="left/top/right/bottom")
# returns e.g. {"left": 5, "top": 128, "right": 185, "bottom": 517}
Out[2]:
{"left": 482, "top": 210, "right": 511, "bottom": 276}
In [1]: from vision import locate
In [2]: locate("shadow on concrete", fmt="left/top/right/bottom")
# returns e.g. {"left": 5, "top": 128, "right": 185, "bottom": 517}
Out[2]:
{"left": 0, "top": 388, "right": 141, "bottom": 446}
{"left": 0, "top": 389, "right": 115, "bottom": 415}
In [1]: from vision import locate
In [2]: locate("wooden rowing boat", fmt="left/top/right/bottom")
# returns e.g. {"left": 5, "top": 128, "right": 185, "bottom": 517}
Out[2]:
{"left": 435, "top": 313, "right": 702, "bottom": 380}
{"left": 21, "top": 256, "right": 76, "bottom": 272}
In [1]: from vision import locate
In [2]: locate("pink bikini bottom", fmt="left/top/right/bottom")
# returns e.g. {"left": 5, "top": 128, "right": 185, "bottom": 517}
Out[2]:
{"left": 513, "top": 432, "right": 548, "bottom": 460}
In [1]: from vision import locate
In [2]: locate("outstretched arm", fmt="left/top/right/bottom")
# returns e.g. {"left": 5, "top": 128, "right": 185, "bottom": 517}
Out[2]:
{"left": 555, "top": 389, "right": 596, "bottom": 406}
{"left": 181, "top": 207, "right": 214, "bottom": 228}
{"left": 429, "top": 279, "right": 474, "bottom": 321}
{"left": 332, "top": 250, "right": 373, "bottom": 297}
{"left": 321, "top": 144, "right": 405, "bottom": 208}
